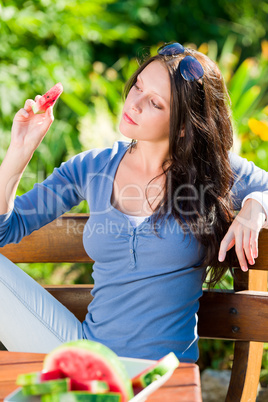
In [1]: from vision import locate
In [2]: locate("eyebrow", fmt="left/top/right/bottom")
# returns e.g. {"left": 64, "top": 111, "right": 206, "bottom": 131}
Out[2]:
{"left": 137, "top": 74, "right": 169, "bottom": 105}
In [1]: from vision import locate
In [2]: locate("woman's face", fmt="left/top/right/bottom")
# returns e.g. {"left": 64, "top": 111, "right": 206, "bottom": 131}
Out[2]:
{"left": 119, "top": 60, "right": 171, "bottom": 144}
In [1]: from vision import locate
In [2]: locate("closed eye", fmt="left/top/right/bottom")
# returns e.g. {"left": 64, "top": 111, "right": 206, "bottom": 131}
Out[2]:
{"left": 151, "top": 100, "right": 161, "bottom": 109}
{"left": 134, "top": 83, "right": 162, "bottom": 109}
{"left": 134, "top": 83, "right": 142, "bottom": 91}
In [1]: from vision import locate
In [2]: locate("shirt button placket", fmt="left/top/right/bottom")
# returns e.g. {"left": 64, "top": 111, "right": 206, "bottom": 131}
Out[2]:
{"left": 129, "top": 229, "right": 136, "bottom": 269}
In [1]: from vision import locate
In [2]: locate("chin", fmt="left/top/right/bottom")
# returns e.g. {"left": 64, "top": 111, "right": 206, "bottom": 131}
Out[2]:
{"left": 119, "top": 121, "right": 134, "bottom": 140}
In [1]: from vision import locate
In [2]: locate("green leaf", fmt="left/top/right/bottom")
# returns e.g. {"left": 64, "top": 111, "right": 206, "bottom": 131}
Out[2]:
{"left": 233, "top": 85, "right": 261, "bottom": 124}
{"left": 60, "top": 92, "right": 89, "bottom": 116}
{"left": 229, "top": 58, "right": 256, "bottom": 108}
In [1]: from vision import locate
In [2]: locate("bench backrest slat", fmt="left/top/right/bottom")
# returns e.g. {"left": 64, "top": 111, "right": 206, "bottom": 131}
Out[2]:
{"left": 0, "top": 214, "right": 91, "bottom": 263}
{"left": 2, "top": 213, "right": 268, "bottom": 268}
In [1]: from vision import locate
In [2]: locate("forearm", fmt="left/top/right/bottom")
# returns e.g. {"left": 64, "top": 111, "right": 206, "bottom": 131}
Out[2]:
{"left": 241, "top": 191, "right": 268, "bottom": 228}
{"left": 0, "top": 145, "right": 32, "bottom": 215}
{"left": 0, "top": 94, "right": 55, "bottom": 216}
{"left": 229, "top": 151, "right": 268, "bottom": 202}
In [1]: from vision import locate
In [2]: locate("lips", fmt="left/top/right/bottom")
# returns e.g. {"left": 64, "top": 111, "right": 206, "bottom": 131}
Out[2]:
{"left": 123, "top": 112, "right": 138, "bottom": 125}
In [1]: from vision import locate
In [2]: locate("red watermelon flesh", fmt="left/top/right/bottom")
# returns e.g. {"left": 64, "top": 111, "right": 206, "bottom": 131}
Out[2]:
{"left": 40, "top": 369, "right": 66, "bottom": 382}
{"left": 43, "top": 340, "right": 134, "bottom": 402}
{"left": 70, "top": 379, "right": 109, "bottom": 393}
{"left": 32, "top": 82, "right": 63, "bottom": 114}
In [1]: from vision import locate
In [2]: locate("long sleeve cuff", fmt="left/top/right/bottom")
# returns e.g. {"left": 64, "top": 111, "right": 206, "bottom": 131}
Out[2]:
{"left": 0, "top": 209, "right": 13, "bottom": 225}
{"left": 241, "top": 191, "right": 268, "bottom": 228}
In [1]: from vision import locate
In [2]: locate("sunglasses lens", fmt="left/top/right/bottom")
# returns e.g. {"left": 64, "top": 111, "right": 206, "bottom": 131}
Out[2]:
{"left": 158, "top": 42, "right": 185, "bottom": 56}
{"left": 179, "top": 56, "right": 204, "bottom": 82}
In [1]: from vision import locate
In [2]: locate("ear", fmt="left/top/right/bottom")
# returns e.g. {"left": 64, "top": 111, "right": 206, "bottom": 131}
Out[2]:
{"left": 180, "top": 126, "right": 185, "bottom": 137}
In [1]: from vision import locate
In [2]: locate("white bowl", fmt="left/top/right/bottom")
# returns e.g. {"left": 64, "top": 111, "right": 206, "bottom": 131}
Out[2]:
{"left": 5, "top": 356, "right": 175, "bottom": 402}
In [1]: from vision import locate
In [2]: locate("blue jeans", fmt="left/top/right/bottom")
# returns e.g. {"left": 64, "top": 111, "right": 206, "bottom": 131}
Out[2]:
{"left": 0, "top": 254, "right": 84, "bottom": 353}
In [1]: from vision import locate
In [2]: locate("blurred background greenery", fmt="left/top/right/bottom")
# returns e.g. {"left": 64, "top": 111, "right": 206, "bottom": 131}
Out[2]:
{"left": 1, "top": 0, "right": 268, "bottom": 380}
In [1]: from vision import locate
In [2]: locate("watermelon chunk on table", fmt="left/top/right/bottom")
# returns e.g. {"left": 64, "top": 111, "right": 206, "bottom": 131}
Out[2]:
{"left": 43, "top": 340, "right": 134, "bottom": 402}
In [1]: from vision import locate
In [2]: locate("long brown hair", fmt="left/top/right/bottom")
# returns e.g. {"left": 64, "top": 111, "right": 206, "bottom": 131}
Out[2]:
{"left": 123, "top": 48, "right": 236, "bottom": 287}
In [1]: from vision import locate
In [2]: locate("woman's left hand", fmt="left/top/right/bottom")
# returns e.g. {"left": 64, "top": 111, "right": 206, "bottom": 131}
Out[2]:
{"left": 218, "top": 199, "right": 267, "bottom": 271}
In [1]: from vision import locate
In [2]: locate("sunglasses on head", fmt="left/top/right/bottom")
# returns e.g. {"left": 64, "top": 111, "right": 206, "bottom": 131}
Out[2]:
{"left": 157, "top": 42, "right": 204, "bottom": 82}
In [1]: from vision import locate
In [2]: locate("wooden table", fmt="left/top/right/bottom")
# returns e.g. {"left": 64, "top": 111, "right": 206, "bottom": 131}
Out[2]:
{"left": 0, "top": 351, "right": 202, "bottom": 401}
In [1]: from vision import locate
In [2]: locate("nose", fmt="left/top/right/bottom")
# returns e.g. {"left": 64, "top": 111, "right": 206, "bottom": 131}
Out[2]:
{"left": 131, "top": 99, "right": 142, "bottom": 114}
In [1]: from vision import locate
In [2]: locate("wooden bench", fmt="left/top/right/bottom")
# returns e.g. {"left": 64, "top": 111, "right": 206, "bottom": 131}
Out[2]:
{"left": 1, "top": 213, "right": 268, "bottom": 402}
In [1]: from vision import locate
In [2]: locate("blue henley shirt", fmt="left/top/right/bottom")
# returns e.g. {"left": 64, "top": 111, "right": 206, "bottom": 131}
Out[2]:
{"left": 1, "top": 140, "right": 268, "bottom": 362}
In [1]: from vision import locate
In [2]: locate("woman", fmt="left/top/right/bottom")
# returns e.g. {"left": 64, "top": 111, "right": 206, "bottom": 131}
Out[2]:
{"left": 0, "top": 42, "right": 267, "bottom": 362}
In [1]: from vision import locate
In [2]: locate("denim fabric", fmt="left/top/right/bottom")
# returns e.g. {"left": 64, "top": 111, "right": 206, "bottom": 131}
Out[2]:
{"left": 0, "top": 254, "right": 84, "bottom": 353}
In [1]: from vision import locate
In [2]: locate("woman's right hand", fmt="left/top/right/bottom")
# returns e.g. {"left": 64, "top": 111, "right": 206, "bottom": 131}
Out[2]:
{"left": 11, "top": 95, "right": 54, "bottom": 157}
{"left": 0, "top": 96, "right": 55, "bottom": 215}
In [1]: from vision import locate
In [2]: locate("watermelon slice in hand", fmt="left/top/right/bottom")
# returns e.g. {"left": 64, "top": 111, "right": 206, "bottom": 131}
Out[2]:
{"left": 43, "top": 340, "right": 134, "bottom": 402}
{"left": 32, "top": 82, "right": 63, "bottom": 114}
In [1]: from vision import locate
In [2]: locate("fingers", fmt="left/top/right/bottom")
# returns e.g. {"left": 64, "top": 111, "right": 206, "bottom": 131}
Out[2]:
{"left": 15, "top": 108, "right": 30, "bottom": 119}
{"left": 219, "top": 228, "right": 248, "bottom": 271}
{"left": 251, "top": 231, "right": 259, "bottom": 259}
{"left": 243, "top": 230, "right": 254, "bottom": 266}
{"left": 24, "top": 99, "right": 35, "bottom": 112}
{"left": 24, "top": 96, "right": 42, "bottom": 112}
{"left": 219, "top": 226, "right": 260, "bottom": 272}
{"left": 219, "top": 227, "right": 250, "bottom": 271}
{"left": 44, "top": 106, "right": 54, "bottom": 127}
{"left": 239, "top": 230, "right": 260, "bottom": 271}
{"left": 218, "top": 230, "right": 234, "bottom": 262}
{"left": 218, "top": 200, "right": 264, "bottom": 272}
{"left": 23, "top": 96, "right": 54, "bottom": 123}
{"left": 40, "top": 106, "right": 54, "bottom": 133}
{"left": 45, "top": 106, "right": 54, "bottom": 120}
{"left": 234, "top": 232, "right": 248, "bottom": 272}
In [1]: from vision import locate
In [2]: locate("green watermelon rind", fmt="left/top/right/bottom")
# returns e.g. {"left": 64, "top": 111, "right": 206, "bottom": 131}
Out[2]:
{"left": 16, "top": 371, "right": 40, "bottom": 386}
{"left": 43, "top": 340, "right": 133, "bottom": 400}
{"left": 132, "top": 352, "right": 179, "bottom": 388}
{"left": 41, "top": 392, "right": 122, "bottom": 402}
{"left": 22, "top": 378, "right": 70, "bottom": 396}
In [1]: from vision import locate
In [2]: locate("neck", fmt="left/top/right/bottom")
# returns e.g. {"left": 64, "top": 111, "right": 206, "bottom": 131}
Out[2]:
{"left": 131, "top": 140, "right": 170, "bottom": 174}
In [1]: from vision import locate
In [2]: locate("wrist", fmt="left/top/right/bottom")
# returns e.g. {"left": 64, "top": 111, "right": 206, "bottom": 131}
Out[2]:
{"left": 6, "top": 144, "right": 33, "bottom": 171}
{"left": 244, "top": 198, "right": 267, "bottom": 226}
